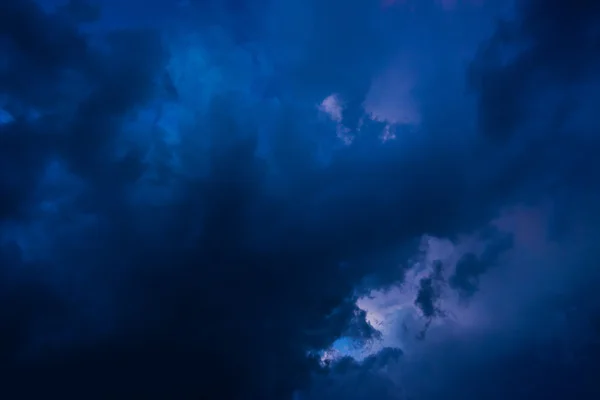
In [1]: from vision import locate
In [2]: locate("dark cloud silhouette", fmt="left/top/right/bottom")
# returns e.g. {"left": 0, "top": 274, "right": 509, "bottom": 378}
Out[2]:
{"left": 414, "top": 260, "right": 444, "bottom": 319}
{"left": 1, "top": 0, "right": 600, "bottom": 399}
{"left": 0, "top": 3, "right": 382, "bottom": 398}
{"left": 57, "top": 0, "right": 102, "bottom": 23}
{"left": 470, "top": 0, "right": 600, "bottom": 141}
{"left": 449, "top": 230, "right": 513, "bottom": 300}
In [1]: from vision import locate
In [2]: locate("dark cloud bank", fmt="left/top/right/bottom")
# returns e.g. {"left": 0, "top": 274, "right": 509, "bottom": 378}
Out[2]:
{"left": 1, "top": 0, "right": 600, "bottom": 399}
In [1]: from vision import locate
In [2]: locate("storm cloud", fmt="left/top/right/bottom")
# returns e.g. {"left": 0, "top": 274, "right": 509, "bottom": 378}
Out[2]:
{"left": 1, "top": 0, "right": 600, "bottom": 399}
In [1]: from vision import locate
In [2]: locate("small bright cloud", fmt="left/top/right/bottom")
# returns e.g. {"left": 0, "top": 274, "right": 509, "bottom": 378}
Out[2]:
{"left": 318, "top": 94, "right": 354, "bottom": 145}
{"left": 319, "top": 94, "right": 344, "bottom": 122}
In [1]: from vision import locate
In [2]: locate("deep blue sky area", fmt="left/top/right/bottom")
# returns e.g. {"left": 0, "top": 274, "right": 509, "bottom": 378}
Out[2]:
{"left": 1, "top": 0, "right": 600, "bottom": 399}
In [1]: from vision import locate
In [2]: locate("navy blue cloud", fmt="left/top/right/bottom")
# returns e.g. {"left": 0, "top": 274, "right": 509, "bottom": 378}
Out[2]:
{"left": 449, "top": 229, "right": 513, "bottom": 300}
{"left": 1, "top": 0, "right": 600, "bottom": 399}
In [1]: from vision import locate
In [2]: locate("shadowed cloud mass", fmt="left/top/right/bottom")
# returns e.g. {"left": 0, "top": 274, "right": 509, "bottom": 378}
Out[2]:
{"left": 1, "top": 0, "right": 600, "bottom": 399}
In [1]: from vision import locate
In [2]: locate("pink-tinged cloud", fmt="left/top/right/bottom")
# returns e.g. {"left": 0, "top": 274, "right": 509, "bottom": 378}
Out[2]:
{"left": 318, "top": 94, "right": 354, "bottom": 145}
{"left": 364, "top": 62, "right": 420, "bottom": 126}
{"left": 340, "top": 206, "right": 561, "bottom": 359}
{"left": 318, "top": 94, "right": 344, "bottom": 122}
{"left": 493, "top": 206, "right": 550, "bottom": 252}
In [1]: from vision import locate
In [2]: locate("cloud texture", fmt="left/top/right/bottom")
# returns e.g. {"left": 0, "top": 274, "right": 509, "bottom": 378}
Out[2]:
{"left": 1, "top": 0, "right": 600, "bottom": 399}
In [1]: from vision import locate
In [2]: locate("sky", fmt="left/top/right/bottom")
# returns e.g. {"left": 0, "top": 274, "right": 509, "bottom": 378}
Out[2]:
{"left": 1, "top": 0, "right": 600, "bottom": 399}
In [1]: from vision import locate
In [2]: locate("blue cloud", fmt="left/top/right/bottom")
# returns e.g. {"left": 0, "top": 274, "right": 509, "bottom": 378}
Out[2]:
{"left": 1, "top": 0, "right": 600, "bottom": 399}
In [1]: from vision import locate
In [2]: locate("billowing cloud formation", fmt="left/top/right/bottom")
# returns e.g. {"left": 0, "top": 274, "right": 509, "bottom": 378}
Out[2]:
{"left": 1, "top": 0, "right": 600, "bottom": 399}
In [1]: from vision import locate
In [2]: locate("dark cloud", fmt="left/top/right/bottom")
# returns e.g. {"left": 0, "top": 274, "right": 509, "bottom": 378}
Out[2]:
{"left": 449, "top": 230, "right": 513, "bottom": 300}
{"left": 470, "top": 0, "right": 600, "bottom": 141}
{"left": 57, "top": 0, "right": 102, "bottom": 23}
{"left": 0, "top": 3, "right": 379, "bottom": 398}
{"left": 415, "top": 264, "right": 445, "bottom": 339}
{"left": 415, "top": 260, "right": 444, "bottom": 318}
{"left": 414, "top": 260, "right": 446, "bottom": 340}
{"left": 1, "top": 0, "right": 600, "bottom": 399}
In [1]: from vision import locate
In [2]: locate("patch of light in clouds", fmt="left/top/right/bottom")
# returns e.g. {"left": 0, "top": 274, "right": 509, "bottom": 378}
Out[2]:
{"left": 0, "top": 109, "right": 14, "bottom": 126}
{"left": 364, "top": 62, "right": 420, "bottom": 125}
{"left": 318, "top": 93, "right": 354, "bottom": 145}
{"left": 331, "top": 212, "right": 546, "bottom": 361}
